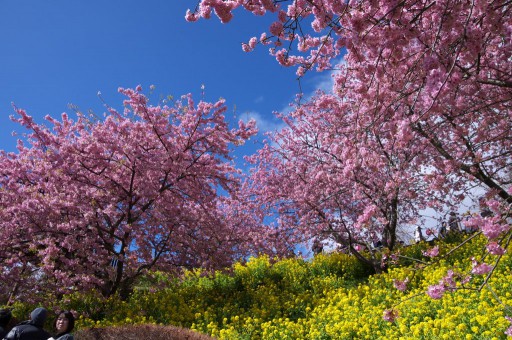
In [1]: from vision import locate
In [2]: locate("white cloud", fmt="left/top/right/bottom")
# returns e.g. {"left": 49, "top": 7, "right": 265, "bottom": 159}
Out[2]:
{"left": 304, "top": 56, "right": 345, "bottom": 96}
{"left": 254, "top": 96, "right": 264, "bottom": 104}
{"left": 241, "top": 110, "right": 286, "bottom": 134}
{"left": 273, "top": 56, "right": 346, "bottom": 119}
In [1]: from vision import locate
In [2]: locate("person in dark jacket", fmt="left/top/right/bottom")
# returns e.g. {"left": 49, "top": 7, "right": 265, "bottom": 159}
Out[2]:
{"left": 49, "top": 311, "right": 74, "bottom": 340}
{"left": 0, "top": 308, "right": 12, "bottom": 339}
{"left": 3, "top": 307, "right": 51, "bottom": 340}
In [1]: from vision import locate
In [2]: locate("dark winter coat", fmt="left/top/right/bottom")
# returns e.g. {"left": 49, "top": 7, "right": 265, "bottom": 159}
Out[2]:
{"left": 0, "top": 326, "right": 9, "bottom": 339}
{"left": 0, "top": 308, "right": 12, "bottom": 339}
{"left": 3, "top": 308, "right": 51, "bottom": 340}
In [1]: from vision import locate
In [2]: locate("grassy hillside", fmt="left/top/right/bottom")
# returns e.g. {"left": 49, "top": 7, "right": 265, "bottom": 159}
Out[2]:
{"left": 6, "top": 233, "right": 512, "bottom": 339}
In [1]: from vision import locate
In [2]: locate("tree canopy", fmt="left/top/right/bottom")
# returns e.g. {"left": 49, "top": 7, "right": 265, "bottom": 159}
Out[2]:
{"left": 188, "top": 0, "right": 512, "bottom": 278}
{"left": 0, "top": 86, "right": 267, "bottom": 300}
{"left": 0, "top": 3, "right": 510, "bottom": 327}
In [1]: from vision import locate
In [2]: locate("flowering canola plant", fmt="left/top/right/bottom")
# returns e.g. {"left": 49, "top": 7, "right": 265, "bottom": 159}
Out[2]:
{"left": 7, "top": 235, "right": 511, "bottom": 339}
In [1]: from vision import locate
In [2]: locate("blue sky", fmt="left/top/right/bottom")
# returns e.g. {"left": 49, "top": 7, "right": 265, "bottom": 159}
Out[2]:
{"left": 0, "top": 1, "right": 329, "bottom": 164}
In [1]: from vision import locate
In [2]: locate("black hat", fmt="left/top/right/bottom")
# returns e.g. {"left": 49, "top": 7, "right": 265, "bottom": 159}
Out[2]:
{"left": 0, "top": 308, "right": 12, "bottom": 326}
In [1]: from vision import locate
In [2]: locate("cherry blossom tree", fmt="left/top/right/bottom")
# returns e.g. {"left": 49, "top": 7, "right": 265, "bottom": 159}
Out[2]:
{"left": 188, "top": 0, "right": 511, "bottom": 203}
{"left": 188, "top": 0, "right": 512, "bottom": 304}
{"left": 244, "top": 91, "right": 442, "bottom": 272}
{"left": 0, "top": 86, "right": 261, "bottom": 300}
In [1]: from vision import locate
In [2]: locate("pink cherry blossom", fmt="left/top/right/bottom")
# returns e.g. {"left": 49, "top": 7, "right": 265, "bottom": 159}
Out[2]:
{"left": 422, "top": 246, "right": 440, "bottom": 258}
{"left": 383, "top": 309, "right": 399, "bottom": 322}
{"left": 393, "top": 278, "right": 409, "bottom": 292}
{"left": 189, "top": 0, "right": 512, "bottom": 210}
{"left": 471, "top": 259, "right": 493, "bottom": 276}
{"left": 0, "top": 87, "right": 261, "bottom": 300}
{"left": 486, "top": 242, "right": 506, "bottom": 256}
{"left": 505, "top": 317, "right": 512, "bottom": 336}
{"left": 427, "top": 284, "right": 446, "bottom": 299}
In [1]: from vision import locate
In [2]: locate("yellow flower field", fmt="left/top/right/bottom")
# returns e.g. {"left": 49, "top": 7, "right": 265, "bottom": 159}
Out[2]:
{"left": 6, "top": 234, "right": 512, "bottom": 339}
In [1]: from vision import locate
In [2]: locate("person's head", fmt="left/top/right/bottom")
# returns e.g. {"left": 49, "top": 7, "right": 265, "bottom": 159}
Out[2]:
{"left": 0, "top": 308, "right": 12, "bottom": 328}
{"left": 30, "top": 307, "right": 47, "bottom": 327}
{"left": 54, "top": 311, "right": 75, "bottom": 335}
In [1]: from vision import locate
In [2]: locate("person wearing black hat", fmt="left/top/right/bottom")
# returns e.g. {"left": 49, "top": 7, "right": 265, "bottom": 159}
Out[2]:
{"left": 3, "top": 307, "right": 51, "bottom": 340}
{"left": 0, "top": 308, "right": 12, "bottom": 338}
